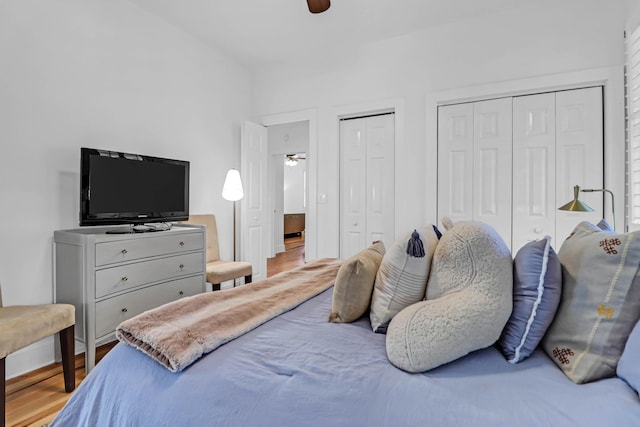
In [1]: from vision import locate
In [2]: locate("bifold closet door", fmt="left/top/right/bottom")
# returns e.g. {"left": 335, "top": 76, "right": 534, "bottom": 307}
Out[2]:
{"left": 554, "top": 87, "right": 603, "bottom": 244}
{"left": 512, "top": 93, "right": 557, "bottom": 252}
{"left": 437, "top": 98, "right": 512, "bottom": 247}
{"left": 512, "top": 87, "right": 603, "bottom": 252}
{"left": 339, "top": 114, "right": 395, "bottom": 258}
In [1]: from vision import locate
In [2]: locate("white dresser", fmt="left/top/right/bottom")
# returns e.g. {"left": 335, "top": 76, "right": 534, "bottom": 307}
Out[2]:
{"left": 54, "top": 225, "right": 206, "bottom": 372}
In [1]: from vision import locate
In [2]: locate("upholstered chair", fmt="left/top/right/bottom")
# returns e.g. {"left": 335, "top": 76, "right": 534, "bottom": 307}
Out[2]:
{"left": 0, "top": 284, "right": 75, "bottom": 427}
{"left": 181, "top": 214, "right": 252, "bottom": 291}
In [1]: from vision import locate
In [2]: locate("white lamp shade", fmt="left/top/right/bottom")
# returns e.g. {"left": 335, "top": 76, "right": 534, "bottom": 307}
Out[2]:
{"left": 222, "top": 169, "right": 244, "bottom": 201}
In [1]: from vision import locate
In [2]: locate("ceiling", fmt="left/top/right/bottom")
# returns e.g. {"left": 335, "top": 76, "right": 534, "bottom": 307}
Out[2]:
{"left": 128, "top": 0, "right": 537, "bottom": 68}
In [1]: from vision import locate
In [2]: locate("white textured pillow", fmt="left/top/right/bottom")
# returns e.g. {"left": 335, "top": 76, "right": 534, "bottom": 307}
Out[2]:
{"left": 386, "top": 220, "right": 513, "bottom": 373}
{"left": 369, "top": 226, "right": 440, "bottom": 333}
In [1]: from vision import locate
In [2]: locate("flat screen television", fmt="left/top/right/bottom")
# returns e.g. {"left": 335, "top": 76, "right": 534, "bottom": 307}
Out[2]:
{"left": 80, "top": 147, "right": 189, "bottom": 226}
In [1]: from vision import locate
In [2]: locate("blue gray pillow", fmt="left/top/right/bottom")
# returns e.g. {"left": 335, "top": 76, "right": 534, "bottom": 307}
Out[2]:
{"left": 499, "top": 236, "right": 562, "bottom": 363}
{"left": 618, "top": 320, "right": 640, "bottom": 396}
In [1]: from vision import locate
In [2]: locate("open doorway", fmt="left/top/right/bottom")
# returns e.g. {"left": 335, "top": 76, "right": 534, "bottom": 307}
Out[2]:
{"left": 266, "top": 121, "right": 309, "bottom": 276}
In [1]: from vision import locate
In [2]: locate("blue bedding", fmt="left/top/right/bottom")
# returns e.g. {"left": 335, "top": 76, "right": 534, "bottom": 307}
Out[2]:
{"left": 52, "top": 288, "right": 640, "bottom": 427}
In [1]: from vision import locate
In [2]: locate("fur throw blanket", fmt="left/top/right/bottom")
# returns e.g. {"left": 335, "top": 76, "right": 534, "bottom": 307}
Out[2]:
{"left": 116, "top": 258, "right": 342, "bottom": 372}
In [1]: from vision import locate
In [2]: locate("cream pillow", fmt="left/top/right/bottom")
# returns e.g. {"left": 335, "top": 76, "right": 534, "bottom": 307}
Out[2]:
{"left": 329, "top": 241, "right": 385, "bottom": 323}
{"left": 369, "top": 226, "right": 440, "bottom": 333}
{"left": 542, "top": 221, "right": 640, "bottom": 384}
{"left": 386, "top": 220, "right": 513, "bottom": 373}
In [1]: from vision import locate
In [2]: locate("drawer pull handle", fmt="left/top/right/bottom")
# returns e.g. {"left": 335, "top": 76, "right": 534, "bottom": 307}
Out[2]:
{"left": 179, "top": 290, "right": 184, "bottom": 296}
{"left": 121, "top": 308, "right": 128, "bottom": 313}
{"left": 179, "top": 264, "right": 185, "bottom": 269}
{"left": 121, "top": 276, "right": 128, "bottom": 282}
{"left": 121, "top": 249, "right": 128, "bottom": 254}
{"left": 179, "top": 241, "right": 185, "bottom": 247}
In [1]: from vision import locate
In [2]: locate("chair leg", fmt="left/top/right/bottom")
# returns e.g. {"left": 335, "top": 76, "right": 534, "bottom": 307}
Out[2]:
{"left": 59, "top": 325, "right": 75, "bottom": 393}
{"left": 1, "top": 357, "right": 5, "bottom": 427}
{"left": 245, "top": 275, "right": 252, "bottom": 284}
{"left": 211, "top": 283, "right": 221, "bottom": 291}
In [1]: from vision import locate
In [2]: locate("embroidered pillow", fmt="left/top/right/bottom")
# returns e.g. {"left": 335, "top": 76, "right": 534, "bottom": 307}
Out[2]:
{"left": 541, "top": 221, "right": 640, "bottom": 384}
{"left": 369, "top": 226, "right": 440, "bottom": 333}
{"left": 617, "top": 320, "right": 640, "bottom": 396}
{"left": 499, "top": 236, "right": 562, "bottom": 363}
{"left": 329, "top": 241, "right": 385, "bottom": 323}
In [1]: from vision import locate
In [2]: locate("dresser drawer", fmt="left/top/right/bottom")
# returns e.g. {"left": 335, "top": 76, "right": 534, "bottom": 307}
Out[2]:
{"left": 95, "top": 252, "right": 204, "bottom": 298}
{"left": 95, "top": 275, "right": 203, "bottom": 339}
{"left": 95, "top": 232, "right": 204, "bottom": 266}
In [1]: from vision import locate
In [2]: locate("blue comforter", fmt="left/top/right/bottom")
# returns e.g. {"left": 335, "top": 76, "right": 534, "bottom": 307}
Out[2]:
{"left": 52, "top": 288, "right": 640, "bottom": 426}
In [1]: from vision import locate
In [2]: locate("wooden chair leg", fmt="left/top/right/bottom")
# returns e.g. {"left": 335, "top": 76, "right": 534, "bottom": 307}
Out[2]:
{"left": 1, "top": 356, "right": 5, "bottom": 427}
{"left": 245, "top": 275, "right": 252, "bottom": 284}
{"left": 59, "top": 325, "right": 75, "bottom": 393}
{"left": 211, "top": 283, "right": 221, "bottom": 291}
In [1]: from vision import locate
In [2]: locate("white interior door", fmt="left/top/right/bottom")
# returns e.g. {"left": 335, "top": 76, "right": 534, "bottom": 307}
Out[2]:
{"left": 241, "top": 120, "right": 268, "bottom": 282}
{"left": 555, "top": 87, "right": 603, "bottom": 243}
{"left": 512, "top": 92, "right": 556, "bottom": 252}
{"left": 340, "top": 114, "right": 395, "bottom": 258}
{"left": 365, "top": 115, "right": 395, "bottom": 249}
{"left": 437, "top": 103, "right": 474, "bottom": 224}
{"left": 340, "top": 118, "right": 367, "bottom": 258}
{"left": 473, "top": 98, "right": 513, "bottom": 247}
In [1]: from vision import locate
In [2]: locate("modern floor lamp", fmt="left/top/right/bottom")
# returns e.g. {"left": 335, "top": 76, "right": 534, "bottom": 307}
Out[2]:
{"left": 222, "top": 169, "right": 244, "bottom": 262}
{"left": 558, "top": 184, "right": 616, "bottom": 231}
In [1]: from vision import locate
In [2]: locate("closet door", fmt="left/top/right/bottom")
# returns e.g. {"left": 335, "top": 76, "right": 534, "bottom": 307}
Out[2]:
{"left": 437, "top": 103, "right": 474, "bottom": 224}
{"left": 512, "top": 93, "right": 556, "bottom": 252}
{"left": 438, "top": 99, "right": 512, "bottom": 246}
{"left": 365, "top": 114, "right": 395, "bottom": 250}
{"left": 473, "top": 98, "right": 513, "bottom": 246}
{"left": 555, "top": 87, "right": 603, "bottom": 244}
{"left": 340, "top": 119, "right": 368, "bottom": 258}
{"left": 339, "top": 114, "right": 395, "bottom": 258}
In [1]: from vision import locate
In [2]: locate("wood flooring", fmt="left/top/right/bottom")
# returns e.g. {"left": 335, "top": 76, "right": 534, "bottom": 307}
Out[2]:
{"left": 5, "top": 235, "right": 305, "bottom": 427}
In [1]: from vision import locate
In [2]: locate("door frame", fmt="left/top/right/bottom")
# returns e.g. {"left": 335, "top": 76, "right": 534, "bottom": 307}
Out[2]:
{"left": 426, "top": 66, "right": 625, "bottom": 231}
{"left": 255, "top": 109, "right": 318, "bottom": 262}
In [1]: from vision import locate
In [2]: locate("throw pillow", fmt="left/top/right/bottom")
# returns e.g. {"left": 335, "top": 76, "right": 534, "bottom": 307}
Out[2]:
{"left": 386, "top": 220, "right": 513, "bottom": 373}
{"left": 541, "top": 221, "right": 640, "bottom": 384}
{"left": 329, "top": 241, "right": 385, "bottom": 323}
{"left": 369, "top": 225, "right": 440, "bottom": 333}
{"left": 617, "top": 320, "right": 640, "bottom": 396}
{"left": 498, "top": 236, "right": 562, "bottom": 363}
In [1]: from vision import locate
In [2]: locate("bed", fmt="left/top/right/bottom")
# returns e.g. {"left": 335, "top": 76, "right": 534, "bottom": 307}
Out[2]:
{"left": 51, "top": 221, "right": 640, "bottom": 427}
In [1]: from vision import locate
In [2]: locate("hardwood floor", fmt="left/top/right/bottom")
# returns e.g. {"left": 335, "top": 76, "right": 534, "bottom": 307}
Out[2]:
{"left": 267, "top": 233, "right": 306, "bottom": 277}
{"left": 5, "top": 234, "right": 305, "bottom": 427}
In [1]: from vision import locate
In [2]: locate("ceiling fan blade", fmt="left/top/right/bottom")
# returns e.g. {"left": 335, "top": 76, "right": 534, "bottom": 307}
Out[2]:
{"left": 307, "top": 0, "right": 330, "bottom": 14}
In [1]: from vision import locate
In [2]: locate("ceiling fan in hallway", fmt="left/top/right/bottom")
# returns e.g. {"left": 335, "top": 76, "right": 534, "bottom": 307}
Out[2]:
{"left": 307, "top": 0, "right": 330, "bottom": 14}
{"left": 285, "top": 153, "right": 306, "bottom": 166}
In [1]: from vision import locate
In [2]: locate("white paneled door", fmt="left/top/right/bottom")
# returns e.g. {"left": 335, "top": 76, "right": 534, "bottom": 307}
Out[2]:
{"left": 474, "top": 98, "right": 513, "bottom": 242}
{"left": 437, "top": 103, "right": 474, "bottom": 223}
{"left": 554, "top": 87, "right": 603, "bottom": 243}
{"left": 438, "top": 87, "right": 603, "bottom": 253}
{"left": 340, "top": 114, "right": 395, "bottom": 258}
{"left": 512, "top": 92, "right": 557, "bottom": 251}
{"left": 438, "top": 98, "right": 512, "bottom": 247}
{"left": 241, "top": 120, "right": 268, "bottom": 282}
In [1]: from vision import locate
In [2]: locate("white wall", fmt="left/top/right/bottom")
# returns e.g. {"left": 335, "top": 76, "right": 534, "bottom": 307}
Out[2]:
{"left": 252, "top": 0, "right": 630, "bottom": 258}
{"left": 0, "top": 0, "right": 251, "bottom": 377}
{"left": 284, "top": 159, "right": 306, "bottom": 214}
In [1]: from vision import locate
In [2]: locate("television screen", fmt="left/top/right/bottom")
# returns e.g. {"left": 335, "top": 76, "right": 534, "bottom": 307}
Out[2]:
{"left": 80, "top": 148, "right": 189, "bottom": 226}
